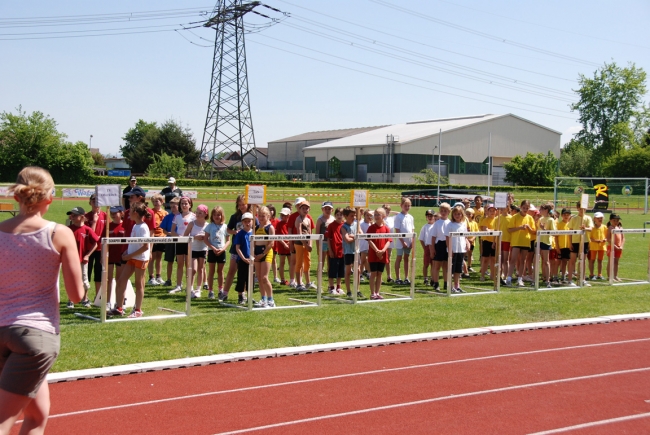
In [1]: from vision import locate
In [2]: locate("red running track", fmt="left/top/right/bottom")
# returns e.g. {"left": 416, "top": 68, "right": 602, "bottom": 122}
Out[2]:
{"left": 13, "top": 321, "right": 650, "bottom": 435}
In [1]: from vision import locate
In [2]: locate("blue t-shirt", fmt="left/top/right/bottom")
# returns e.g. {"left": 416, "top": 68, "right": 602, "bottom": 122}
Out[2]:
{"left": 159, "top": 212, "right": 179, "bottom": 234}
{"left": 342, "top": 222, "right": 357, "bottom": 255}
{"left": 205, "top": 222, "right": 228, "bottom": 249}
{"left": 233, "top": 229, "right": 252, "bottom": 262}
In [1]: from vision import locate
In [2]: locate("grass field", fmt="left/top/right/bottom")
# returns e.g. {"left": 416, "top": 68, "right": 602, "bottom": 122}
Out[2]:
{"left": 1, "top": 185, "right": 649, "bottom": 372}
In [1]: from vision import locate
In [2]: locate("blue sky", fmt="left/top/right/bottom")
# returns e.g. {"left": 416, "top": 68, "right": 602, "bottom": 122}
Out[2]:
{"left": 1, "top": 0, "right": 649, "bottom": 157}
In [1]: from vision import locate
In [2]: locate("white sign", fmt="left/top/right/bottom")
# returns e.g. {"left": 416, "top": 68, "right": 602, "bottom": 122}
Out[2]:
{"left": 350, "top": 190, "right": 369, "bottom": 208}
{"left": 494, "top": 192, "right": 508, "bottom": 209}
{"left": 62, "top": 188, "right": 95, "bottom": 198}
{"left": 580, "top": 193, "right": 589, "bottom": 209}
{"left": 245, "top": 185, "right": 266, "bottom": 205}
{"left": 95, "top": 185, "right": 121, "bottom": 207}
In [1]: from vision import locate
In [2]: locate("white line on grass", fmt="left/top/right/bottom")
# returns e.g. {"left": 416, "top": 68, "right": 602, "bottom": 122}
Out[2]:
{"left": 528, "top": 411, "right": 650, "bottom": 434}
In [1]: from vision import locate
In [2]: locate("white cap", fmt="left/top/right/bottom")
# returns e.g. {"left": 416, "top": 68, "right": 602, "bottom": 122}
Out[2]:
{"left": 241, "top": 212, "right": 254, "bottom": 220}
{"left": 529, "top": 204, "right": 537, "bottom": 211}
{"left": 280, "top": 207, "right": 291, "bottom": 215}
{"left": 453, "top": 202, "right": 465, "bottom": 209}
{"left": 594, "top": 212, "right": 604, "bottom": 218}
{"left": 294, "top": 197, "right": 306, "bottom": 207}
{"left": 167, "top": 177, "right": 176, "bottom": 184}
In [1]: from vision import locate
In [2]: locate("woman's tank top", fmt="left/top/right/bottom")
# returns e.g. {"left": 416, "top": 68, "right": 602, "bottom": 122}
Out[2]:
{"left": 0, "top": 222, "right": 61, "bottom": 334}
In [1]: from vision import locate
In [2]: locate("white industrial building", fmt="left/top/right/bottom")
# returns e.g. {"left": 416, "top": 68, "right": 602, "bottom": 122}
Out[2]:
{"left": 271, "top": 114, "right": 560, "bottom": 185}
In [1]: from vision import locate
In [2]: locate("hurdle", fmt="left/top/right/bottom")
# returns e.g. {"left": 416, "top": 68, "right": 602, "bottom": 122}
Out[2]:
{"left": 350, "top": 232, "right": 416, "bottom": 303}
{"left": 534, "top": 230, "right": 585, "bottom": 291}
{"left": 246, "top": 233, "right": 323, "bottom": 310}
{"left": 609, "top": 228, "right": 650, "bottom": 286}
{"left": 75, "top": 236, "right": 193, "bottom": 323}
{"left": 440, "top": 230, "right": 502, "bottom": 297}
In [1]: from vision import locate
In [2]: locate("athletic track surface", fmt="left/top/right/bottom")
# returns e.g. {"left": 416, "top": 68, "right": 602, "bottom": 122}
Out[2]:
{"left": 13, "top": 319, "right": 650, "bottom": 434}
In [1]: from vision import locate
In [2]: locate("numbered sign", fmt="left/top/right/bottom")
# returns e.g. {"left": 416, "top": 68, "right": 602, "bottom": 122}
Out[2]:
{"left": 350, "top": 190, "right": 369, "bottom": 208}
{"left": 494, "top": 192, "right": 508, "bottom": 209}
{"left": 95, "top": 185, "right": 121, "bottom": 207}
{"left": 245, "top": 185, "right": 266, "bottom": 205}
{"left": 580, "top": 193, "right": 589, "bottom": 210}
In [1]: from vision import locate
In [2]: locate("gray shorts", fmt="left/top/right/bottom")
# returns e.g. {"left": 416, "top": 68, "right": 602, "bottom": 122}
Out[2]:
{"left": 0, "top": 325, "right": 60, "bottom": 398}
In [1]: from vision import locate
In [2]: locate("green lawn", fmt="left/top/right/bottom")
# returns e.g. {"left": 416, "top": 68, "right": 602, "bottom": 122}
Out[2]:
{"left": 1, "top": 186, "right": 649, "bottom": 372}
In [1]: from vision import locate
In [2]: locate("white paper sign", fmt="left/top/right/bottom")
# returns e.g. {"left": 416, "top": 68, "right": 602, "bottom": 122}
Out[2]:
{"left": 580, "top": 193, "right": 589, "bottom": 210}
{"left": 245, "top": 185, "right": 266, "bottom": 205}
{"left": 494, "top": 192, "right": 508, "bottom": 209}
{"left": 351, "top": 190, "right": 369, "bottom": 208}
{"left": 95, "top": 185, "right": 122, "bottom": 207}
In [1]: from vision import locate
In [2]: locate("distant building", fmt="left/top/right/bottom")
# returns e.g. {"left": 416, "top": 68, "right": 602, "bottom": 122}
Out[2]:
{"left": 105, "top": 157, "right": 130, "bottom": 170}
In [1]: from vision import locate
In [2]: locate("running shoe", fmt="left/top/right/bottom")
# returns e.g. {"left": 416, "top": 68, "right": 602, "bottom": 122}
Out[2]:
{"left": 203, "top": 283, "right": 209, "bottom": 290}
{"left": 155, "top": 277, "right": 165, "bottom": 285}
{"left": 169, "top": 285, "right": 183, "bottom": 294}
{"left": 569, "top": 282, "right": 578, "bottom": 287}
{"left": 296, "top": 284, "right": 307, "bottom": 291}
{"left": 359, "top": 276, "right": 365, "bottom": 282}
{"left": 346, "top": 291, "right": 352, "bottom": 298}
{"left": 238, "top": 294, "right": 245, "bottom": 305}
{"left": 523, "top": 276, "right": 533, "bottom": 283}
{"left": 596, "top": 275, "right": 604, "bottom": 280}
{"left": 218, "top": 291, "right": 228, "bottom": 302}
{"left": 582, "top": 281, "right": 592, "bottom": 287}
{"left": 329, "top": 288, "right": 338, "bottom": 295}
{"left": 517, "top": 278, "right": 525, "bottom": 287}
{"left": 308, "top": 282, "right": 317, "bottom": 289}
{"left": 468, "top": 267, "right": 475, "bottom": 273}
{"left": 394, "top": 279, "right": 403, "bottom": 285}
{"left": 461, "top": 273, "right": 470, "bottom": 279}
{"left": 191, "top": 290, "right": 201, "bottom": 299}
{"left": 66, "top": 301, "right": 74, "bottom": 309}
{"left": 403, "top": 278, "right": 411, "bottom": 285}
{"left": 107, "top": 307, "right": 125, "bottom": 317}
{"left": 254, "top": 299, "right": 267, "bottom": 308}
{"left": 387, "top": 278, "right": 394, "bottom": 283}
{"left": 208, "top": 291, "right": 215, "bottom": 299}
{"left": 266, "top": 299, "right": 276, "bottom": 308}
{"left": 456, "top": 287, "right": 466, "bottom": 293}
{"left": 147, "top": 278, "right": 159, "bottom": 286}
{"left": 274, "top": 277, "right": 281, "bottom": 283}
{"left": 163, "top": 280, "right": 172, "bottom": 287}
{"left": 128, "top": 309, "right": 143, "bottom": 318}
{"left": 546, "top": 282, "right": 553, "bottom": 288}
{"left": 281, "top": 280, "right": 289, "bottom": 286}
{"left": 289, "top": 282, "right": 297, "bottom": 289}
{"left": 82, "top": 299, "right": 91, "bottom": 308}
{"left": 423, "top": 278, "right": 430, "bottom": 285}
{"left": 357, "top": 292, "right": 365, "bottom": 299}
{"left": 336, "top": 288, "right": 345, "bottom": 295}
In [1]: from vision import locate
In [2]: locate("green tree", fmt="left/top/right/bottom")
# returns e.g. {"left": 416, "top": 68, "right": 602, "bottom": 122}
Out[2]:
{"left": 120, "top": 119, "right": 199, "bottom": 173}
{"left": 146, "top": 153, "right": 187, "bottom": 179}
{"left": 0, "top": 107, "right": 93, "bottom": 182}
{"left": 570, "top": 62, "right": 648, "bottom": 174}
{"left": 503, "top": 151, "right": 558, "bottom": 186}
{"left": 91, "top": 152, "right": 106, "bottom": 167}
{"left": 602, "top": 146, "right": 650, "bottom": 177}
{"left": 412, "top": 168, "right": 448, "bottom": 185}
{"left": 559, "top": 139, "right": 593, "bottom": 177}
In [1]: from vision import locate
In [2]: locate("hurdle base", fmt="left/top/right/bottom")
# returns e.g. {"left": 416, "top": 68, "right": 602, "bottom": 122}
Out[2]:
{"left": 322, "top": 295, "right": 354, "bottom": 304}
{"left": 105, "top": 313, "right": 187, "bottom": 322}
{"left": 612, "top": 279, "right": 650, "bottom": 287}
{"left": 74, "top": 313, "right": 101, "bottom": 322}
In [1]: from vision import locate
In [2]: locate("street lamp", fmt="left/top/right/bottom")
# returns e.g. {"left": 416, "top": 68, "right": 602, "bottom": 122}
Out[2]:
{"left": 89, "top": 134, "right": 93, "bottom": 148}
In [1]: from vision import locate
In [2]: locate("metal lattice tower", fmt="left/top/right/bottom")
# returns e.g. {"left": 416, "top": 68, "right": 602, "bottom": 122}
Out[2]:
{"left": 199, "top": 0, "right": 257, "bottom": 179}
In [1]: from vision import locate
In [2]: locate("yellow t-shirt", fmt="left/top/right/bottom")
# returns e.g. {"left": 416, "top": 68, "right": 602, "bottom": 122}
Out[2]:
{"left": 589, "top": 225, "right": 607, "bottom": 251}
{"left": 467, "top": 220, "right": 479, "bottom": 242}
{"left": 479, "top": 216, "right": 497, "bottom": 242}
{"left": 509, "top": 213, "right": 535, "bottom": 248}
{"left": 537, "top": 216, "right": 556, "bottom": 246}
{"left": 569, "top": 214, "right": 594, "bottom": 243}
{"left": 556, "top": 220, "right": 571, "bottom": 249}
{"left": 474, "top": 206, "right": 485, "bottom": 223}
{"left": 498, "top": 214, "right": 512, "bottom": 243}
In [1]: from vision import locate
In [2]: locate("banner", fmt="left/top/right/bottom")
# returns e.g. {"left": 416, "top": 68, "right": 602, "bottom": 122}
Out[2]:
{"left": 245, "top": 185, "right": 266, "bottom": 205}
{"left": 350, "top": 190, "right": 369, "bottom": 208}
{"left": 593, "top": 179, "right": 609, "bottom": 211}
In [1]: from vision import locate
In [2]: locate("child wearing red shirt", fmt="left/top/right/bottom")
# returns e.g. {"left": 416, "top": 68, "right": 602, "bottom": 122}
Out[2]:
{"left": 274, "top": 208, "right": 291, "bottom": 285}
{"left": 325, "top": 207, "right": 345, "bottom": 294}
{"left": 367, "top": 207, "right": 392, "bottom": 300}
{"left": 67, "top": 206, "right": 99, "bottom": 308}
{"left": 85, "top": 194, "right": 107, "bottom": 299}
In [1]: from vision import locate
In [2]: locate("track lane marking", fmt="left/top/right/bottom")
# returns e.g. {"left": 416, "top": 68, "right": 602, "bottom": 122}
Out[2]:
{"left": 41, "top": 337, "right": 650, "bottom": 420}
{"left": 528, "top": 411, "right": 650, "bottom": 434}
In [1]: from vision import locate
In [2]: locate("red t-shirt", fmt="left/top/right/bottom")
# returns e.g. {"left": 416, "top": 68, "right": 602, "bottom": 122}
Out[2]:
{"left": 108, "top": 221, "right": 126, "bottom": 263}
{"left": 69, "top": 224, "right": 100, "bottom": 263}
{"left": 274, "top": 220, "right": 290, "bottom": 255}
{"left": 367, "top": 224, "right": 392, "bottom": 264}
{"left": 287, "top": 212, "right": 315, "bottom": 234}
{"left": 123, "top": 207, "right": 155, "bottom": 238}
{"left": 85, "top": 210, "right": 107, "bottom": 241}
{"left": 325, "top": 221, "right": 344, "bottom": 258}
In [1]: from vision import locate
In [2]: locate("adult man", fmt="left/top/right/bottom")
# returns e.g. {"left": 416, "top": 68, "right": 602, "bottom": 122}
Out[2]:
{"left": 160, "top": 177, "right": 183, "bottom": 213}
{"left": 122, "top": 176, "right": 137, "bottom": 209}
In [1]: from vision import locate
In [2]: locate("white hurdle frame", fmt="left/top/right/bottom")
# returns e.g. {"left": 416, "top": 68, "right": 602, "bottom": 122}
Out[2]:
{"left": 246, "top": 233, "right": 323, "bottom": 310}
{"left": 534, "top": 230, "right": 585, "bottom": 291}
{"left": 352, "top": 232, "right": 416, "bottom": 304}
{"left": 609, "top": 228, "right": 650, "bottom": 286}
{"left": 75, "top": 236, "right": 193, "bottom": 323}
{"left": 444, "top": 231, "right": 502, "bottom": 297}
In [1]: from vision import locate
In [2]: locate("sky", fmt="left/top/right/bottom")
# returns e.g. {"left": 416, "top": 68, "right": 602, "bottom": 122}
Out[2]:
{"left": 1, "top": 0, "right": 649, "bottom": 158}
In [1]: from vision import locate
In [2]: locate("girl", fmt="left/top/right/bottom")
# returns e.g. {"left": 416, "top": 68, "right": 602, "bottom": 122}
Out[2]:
{"left": 523, "top": 209, "right": 541, "bottom": 282}
{"left": 110, "top": 203, "right": 151, "bottom": 318}
{"left": 538, "top": 204, "right": 556, "bottom": 288}
{"left": 169, "top": 196, "right": 196, "bottom": 294}
{"left": 85, "top": 194, "right": 107, "bottom": 299}
{"left": 67, "top": 206, "right": 99, "bottom": 308}
{"left": 382, "top": 203, "right": 395, "bottom": 283}
{"left": 606, "top": 214, "right": 625, "bottom": 282}
{"left": 205, "top": 206, "right": 230, "bottom": 300}
{"left": 275, "top": 207, "right": 291, "bottom": 285}
{"left": 463, "top": 208, "right": 478, "bottom": 277}
{"left": 253, "top": 206, "right": 276, "bottom": 308}
{"left": 447, "top": 205, "right": 469, "bottom": 293}
{"left": 316, "top": 202, "right": 335, "bottom": 277}
{"left": 107, "top": 206, "right": 126, "bottom": 307}
{"left": 148, "top": 194, "right": 168, "bottom": 286}
{"left": 506, "top": 200, "right": 536, "bottom": 287}
{"left": 368, "top": 207, "right": 392, "bottom": 300}
{"left": 479, "top": 204, "right": 497, "bottom": 282}
{"left": 419, "top": 210, "right": 435, "bottom": 285}
{"left": 430, "top": 203, "right": 451, "bottom": 291}
{"left": 222, "top": 195, "right": 250, "bottom": 301}
{"left": 498, "top": 205, "right": 512, "bottom": 283}
{"left": 234, "top": 212, "right": 254, "bottom": 305}
{"left": 293, "top": 199, "right": 313, "bottom": 291}
{"left": 359, "top": 208, "right": 373, "bottom": 280}
{"left": 267, "top": 204, "right": 281, "bottom": 283}
{"left": 184, "top": 204, "right": 209, "bottom": 298}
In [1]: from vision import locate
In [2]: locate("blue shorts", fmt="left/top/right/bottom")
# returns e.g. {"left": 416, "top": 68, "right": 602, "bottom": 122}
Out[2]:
{"left": 322, "top": 241, "right": 329, "bottom": 252}
{"left": 396, "top": 246, "right": 412, "bottom": 256}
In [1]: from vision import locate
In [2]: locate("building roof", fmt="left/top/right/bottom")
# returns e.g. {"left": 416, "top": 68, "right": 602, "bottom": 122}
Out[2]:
{"left": 268, "top": 126, "right": 387, "bottom": 143}
{"left": 255, "top": 147, "right": 268, "bottom": 157}
{"left": 303, "top": 114, "right": 561, "bottom": 150}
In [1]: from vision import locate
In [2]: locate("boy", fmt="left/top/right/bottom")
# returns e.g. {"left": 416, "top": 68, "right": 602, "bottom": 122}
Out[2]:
{"left": 326, "top": 208, "right": 345, "bottom": 295}
{"left": 234, "top": 212, "right": 254, "bottom": 305}
{"left": 498, "top": 205, "right": 512, "bottom": 284}
{"left": 368, "top": 207, "right": 392, "bottom": 300}
{"left": 393, "top": 197, "right": 414, "bottom": 285}
{"left": 287, "top": 197, "right": 316, "bottom": 289}
{"left": 293, "top": 199, "right": 313, "bottom": 291}
{"left": 478, "top": 204, "right": 497, "bottom": 282}
{"left": 85, "top": 194, "right": 107, "bottom": 300}
{"left": 430, "top": 203, "right": 451, "bottom": 291}
{"left": 419, "top": 210, "right": 435, "bottom": 285}
{"left": 341, "top": 207, "right": 361, "bottom": 298}
{"left": 588, "top": 212, "right": 607, "bottom": 280}
{"left": 148, "top": 193, "right": 168, "bottom": 286}
{"left": 159, "top": 197, "right": 181, "bottom": 286}
{"left": 568, "top": 202, "right": 593, "bottom": 287}
{"left": 67, "top": 206, "right": 99, "bottom": 308}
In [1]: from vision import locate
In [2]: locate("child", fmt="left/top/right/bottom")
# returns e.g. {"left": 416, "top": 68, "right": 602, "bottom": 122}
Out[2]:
{"left": 326, "top": 207, "right": 345, "bottom": 295}
{"left": 556, "top": 208, "right": 573, "bottom": 283}
{"left": 169, "top": 196, "right": 196, "bottom": 294}
{"left": 367, "top": 207, "right": 392, "bottom": 300}
{"left": 463, "top": 208, "right": 478, "bottom": 277}
{"left": 234, "top": 212, "right": 254, "bottom": 305}
{"left": 85, "top": 194, "right": 107, "bottom": 299}
{"left": 316, "top": 202, "right": 335, "bottom": 276}
{"left": 341, "top": 207, "right": 360, "bottom": 298}
{"left": 506, "top": 200, "right": 535, "bottom": 287}
{"left": 382, "top": 203, "right": 395, "bottom": 283}
{"left": 183, "top": 204, "right": 209, "bottom": 298}
{"left": 293, "top": 199, "right": 313, "bottom": 291}
{"left": 359, "top": 208, "right": 374, "bottom": 280}
{"left": 148, "top": 193, "right": 168, "bottom": 286}
{"left": 109, "top": 203, "right": 151, "bottom": 318}
{"left": 430, "top": 203, "right": 451, "bottom": 291}
{"left": 253, "top": 206, "right": 276, "bottom": 308}
{"left": 393, "top": 197, "right": 414, "bottom": 285}
{"left": 222, "top": 195, "right": 251, "bottom": 301}
{"left": 447, "top": 205, "right": 470, "bottom": 293}
{"left": 419, "top": 210, "right": 435, "bottom": 285}
{"left": 107, "top": 206, "right": 126, "bottom": 307}
{"left": 267, "top": 204, "right": 281, "bottom": 283}
{"left": 588, "top": 212, "right": 607, "bottom": 280}
{"left": 205, "top": 206, "right": 230, "bottom": 299}
{"left": 523, "top": 208, "right": 541, "bottom": 282}
{"left": 498, "top": 205, "right": 512, "bottom": 284}
{"left": 67, "top": 206, "right": 99, "bottom": 308}
{"left": 478, "top": 204, "right": 497, "bottom": 282}
{"left": 159, "top": 197, "right": 181, "bottom": 286}
{"left": 538, "top": 204, "right": 556, "bottom": 288}
{"left": 275, "top": 207, "right": 291, "bottom": 285}
{"left": 568, "top": 201, "right": 593, "bottom": 287}
{"left": 606, "top": 213, "right": 625, "bottom": 282}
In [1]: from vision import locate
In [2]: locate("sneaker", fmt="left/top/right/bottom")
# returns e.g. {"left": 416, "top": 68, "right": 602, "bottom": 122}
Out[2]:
{"left": 357, "top": 292, "right": 365, "bottom": 299}
{"left": 596, "top": 275, "right": 604, "bottom": 280}
{"left": 423, "top": 278, "right": 430, "bottom": 285}
{"left": 128, "top": 309, "right": 143, "bottom": 318}
{"left": 66, "top": 301, "right": 74, "bottom": 309}
{"left": 154, "top": 277, "right": 164, "bottom": 285}
{"left": 517, "top": 278, "right": 525, "bottom": 287}
{"left": 546, "top": 282, "right": 553, "bottom": 288}
{"left": 296, "top": 284, "right": 307, "bottom": 291}
{"left": 267, "top": 299, "right": 276, "bottom": 308}
{"left": 346, "top": 291, "right": 352, "bottom": 297}
{"left": 208, "top": 291, "right": 215, "bottom": 299}
{"left": 82, "top": 299, "right": 91, "bottom": 308}
{"left": 456, "top": 287, "right": 466, "bottom": 293}
{"left": 569, "top": 282, "right": 578, "bottom": 287}
{"left": 281, "top": 280, "right": 289, "bottom": 286}
{"left": 163, "top": 279, "right": 172, "bottom": 286}
{"left": 107, "top": 307, "right": 124, "bottom": 317}
{"left": 169, "top": 285, "right": 183, "bottom": 294}
{"left": 360, "top": 276, "right": 365, "bottom": 282}
{"left": 362, "top": 270, "right": 370, "bottom": 278}
{"left": 254, "top": 299, "right": 267, "bottom": 308}
{"left": 105, "top": 302, "right": 112, "bottom": 311}
{"left": 203, "top": 283, "right": 209, "bottom": 290}
{"left": 147, "top": 278, "right": 159, "bottom": 286}
{"left": 238, "top": 294, "right": 245, "bottom": 305}
{"left": 523, "top": 276, "right": 533, "bottom": 283}
{"left": 274, "top": 277, "right": 281, "bottom": 283}
{"left": 505, "top": 277, "right": 512, "bottom": 287}
{"left": 450, "top": 288, "right": 458, "bottom": 294}
{"left": 480, "top": 276, "right": 486, "bottom": 282}
{"left": 485, "top": 270, "right": 490, "bottom": 277}
{"left": 329, "top": 288, "right": 338, "bottom": 295}
{"left": 403, "top": 278, "right": 411, "bottom": 285}
{"left": 387, "top": 278, "right": 394, "bottom": 283}
{"left": 218, "top": 291, "right": 228, "bottom": 302}
{"left": 289, "top": 281, "right": 297, "bottom": 289}
{"left": 336, "top": 288, "right": 345, "bottom": 295}
{"left": 468, "top": 267, "right": 475, "bottom": 272}
{"left": 582, "top": 281, "right": 592, "bottom": 287}
{"left": 443, "top": 282, "right": 448, "bottom": 290}
{"left": 308, "top": 282, "right": 317, "bottom": 289}
{"left": 191, "top": 290, "right": 201, "bottom": 299}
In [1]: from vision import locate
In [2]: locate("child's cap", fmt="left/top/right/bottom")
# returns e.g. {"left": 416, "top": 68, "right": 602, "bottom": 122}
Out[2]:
{"left": 594, "top": 212, "right": 604, "bottom": 219}
{"left": 561, "top": 208, "right": 571, "bottom": 215}
{"left": 89, "top": 193, "right": 96, "bottom": 201}
{"left": 294, "top": 197, "right": 306, "bottom": 207}
{"left": 511, "top": 205, "right": 520, "bottom": 212}
{"left": 487, "top": 203, "right": 496, "bottom": 210}
{"left": 322, "top": 201, "right": 333, "bottom": 209}
{"left": 453, "top": 202, "right": 465, "bottom": 209}
{"left": 529, "top": 204, "right": 537, "bottom": 211}
{"left": 129, "top": 175, "right": 137, "bottom": 181}
{"left": 241, "top": 212, "right": 254, "bottom": 220}
{"left": 67, "top": 206, "right": 86, "bottom": 216}
{"left": 167, "top": 177, "right": 176, "bottom": 184}
{"left": 425, "top": 209, "right": 434, "bottom": 216}
{"left": 609, "top": 213, "right": 621, "bottom": 220}
{"left": 196, "top": 204, "right": 209, "bottom": 215}
{"left": 110, "top": 206, "right": 124, "bottom": 213}
{"left": 280, "top": 207, "right": 291, "bottom": 216}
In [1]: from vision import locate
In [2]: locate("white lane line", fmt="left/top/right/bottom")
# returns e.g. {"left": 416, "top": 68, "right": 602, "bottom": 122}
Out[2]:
{"left": 43, "top": 337, "right": 650, "bottom": 420}
{"left": 213, "top": 367, "right": 650, "bottom": 434}
{"left": 528, "top": 411, "right": 650, "bottom": 434}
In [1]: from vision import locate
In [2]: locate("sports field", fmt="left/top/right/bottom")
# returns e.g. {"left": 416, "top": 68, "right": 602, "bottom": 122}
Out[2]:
{"left": 1, "top": 185, "right": 649, "bottom": 373}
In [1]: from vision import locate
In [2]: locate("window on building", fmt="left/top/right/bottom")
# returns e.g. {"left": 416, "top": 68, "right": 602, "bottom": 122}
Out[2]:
{"left": 328, "top": 156, "right": 341, "bottom": 179}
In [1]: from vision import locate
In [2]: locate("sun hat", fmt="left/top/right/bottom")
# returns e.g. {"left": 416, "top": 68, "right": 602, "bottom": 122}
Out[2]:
{"left": 453, "top": 202, "right": 465, "bottom": 209}
{"left": 294, "top": 197, "right": 306, "bottom": 207}
{"left": 167, "top": 177, "right": 176, "bottom": 184}
{"left": 487, "top": 203, "right": 496, "bottom": 209}
{"left": 529, "top": 204, "right": 537, "bottom": 211}
{"left": 594, "top": 212, "right": 604, "bottom": 219}
{"left": 110, "top": 206, "right": 124, "bottom": 213}
{"left": 280, "top": 207, "right": 291, "bottom": 215}
{"left": 241, "top": 212, "right": 254, "bottom": 220}
{"left": 67, "top": 206, "right": 86, "bottom": 215}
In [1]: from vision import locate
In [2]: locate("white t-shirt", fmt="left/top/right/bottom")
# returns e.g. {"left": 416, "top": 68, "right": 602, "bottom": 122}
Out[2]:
{"left": 385, "top": 215, "right": 395, "bottom": 248}
{"left": 419, "top": 223, "right": 435, "bottom": 246}
{"left": 127, "top": 222, "right": 151, "bottom": 261}
{"left": 359, "top": 221, "right": 371, "bottom": 251}
{"left": 393, "top": 212, "right": 415, "bottom": 248}
{"left": 431, "top": 219, "right": 451, "bottom": 243}
{"left": 174, "top": 212, "right": 196, "bottom": 236}
{"left": 447, "top": 221, "right": 468, "bottom": 254}
{"left": 190, "top": 221, "right": 208, "bottom": 252}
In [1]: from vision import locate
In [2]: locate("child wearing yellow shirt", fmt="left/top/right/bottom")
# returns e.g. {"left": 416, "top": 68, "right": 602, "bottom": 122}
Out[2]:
{"left": 506, "top": 201, "right": 536, "bottom": 287}
{"left": 588, "top": 212, "right": 607, "bottom": 280}
{"left": 479, "top": 204, "right": 497, "bottom": 282}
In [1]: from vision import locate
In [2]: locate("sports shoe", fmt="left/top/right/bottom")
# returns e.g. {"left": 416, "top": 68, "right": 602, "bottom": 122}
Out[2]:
{"left": 155, "top": 277, "right": 165, "bottom": 285}
{"left": 169, "top": 285, "right": 183, "bottom": 294}
{"left": 218, "top": 291, "right": 228, "bottom": 302}
{"left": 254, "top": 299, "right": 267, "bottom": 308}
{"left": 357, "top": 291, "right": 365, "bottom": 299}
{"left": 468, "top": 267, "right": 475, "bottom": 273}
{"left": 403, "top": 278, "right": 411, "bottom": 285}
{"left": 582, "top": 281, "right": 592, "bottom": 287}
{"left": 329, "top": 288, "right": 338, "bottom": 295}
{"left": 238, "top": 294, "right": 245, "bottom": 305}
{"left": 274, "top": 277, "right": 281, "bottom": 283}
{"left": 546, "top": 282, "right": 553, "bottom": 288}
{"left": 82, "top": 299, "right": 91, "bottom": 308}
{"left": 505, "top": 277, "right": 512, "bottom": 287}
{"left": 107, "top": 307, "right": 125, "bottom": 317}
{"left": 346, "top": 291, "right": 352, "bottom": 298}
{"left": 387, "top": 278, "right": 394, "bottom": 283}
{"left": 191, "top": 290, "right": 201, "bottom": 299}
{"left": 423, "top": 278, "right": 430, "bottom": 285}
{"left": 359, "top": 276, "right": 365, "bottom": 282}
{"left": 458, "top": 287, "right": 466, "bottom": 293}
{"left": 203, "top": 283, "right": 209, "bottom": 290}
{"left": 266, "top": 299, "right": 276, "bottom": 308}
{"left": 362, "top": 270, "right": 369, "bottom": 278}
{"left": 523, "top": 276, "right": 533, "bottom": 283}
{"left": 289, "top": 281, "right": 297, "bottom": 289}
{"left": 147, "top": 278, "right": 159, "bottom": 286}
{"left": 596, "top": 275, "right": 604, "bottom": 280}
{"left": 281, "top": 280, "right": 289, "bottom": 286}
{"left": 336, "top": 288, "right": 345, "bottom": 295}
{"left": 394, "top": 279, "right": 403, "bottom": 285}
{"left": 296, "top": 284, "right": 306, "bottom": 291}
{"left": 308, "top": 282, "right": 317, "bottom": 289}
{"left": 569, "top": 282, "right": 578, "bottom": 287}
{"left": 450, "top": 288, "right": 458, "bottom": 294}
{"left": 461, "top": 273, "right": 470, "bottom": 279}
{"left": 128, "top": 309, "right": 143, "bottom": 318}
{"left": 163, "top": 279, "right": 172, "bottom": 286}
{"left": 589, "top": 275, "right": 595, "bottom": 281}
{"left": 517, "top": 278, "right": 525, "bottom": 287}
{"left": 208, "top": 291, "right": 215, "bottom": 299}
{"left": 66, "top": 301, "right": 74, "bottom": 309}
